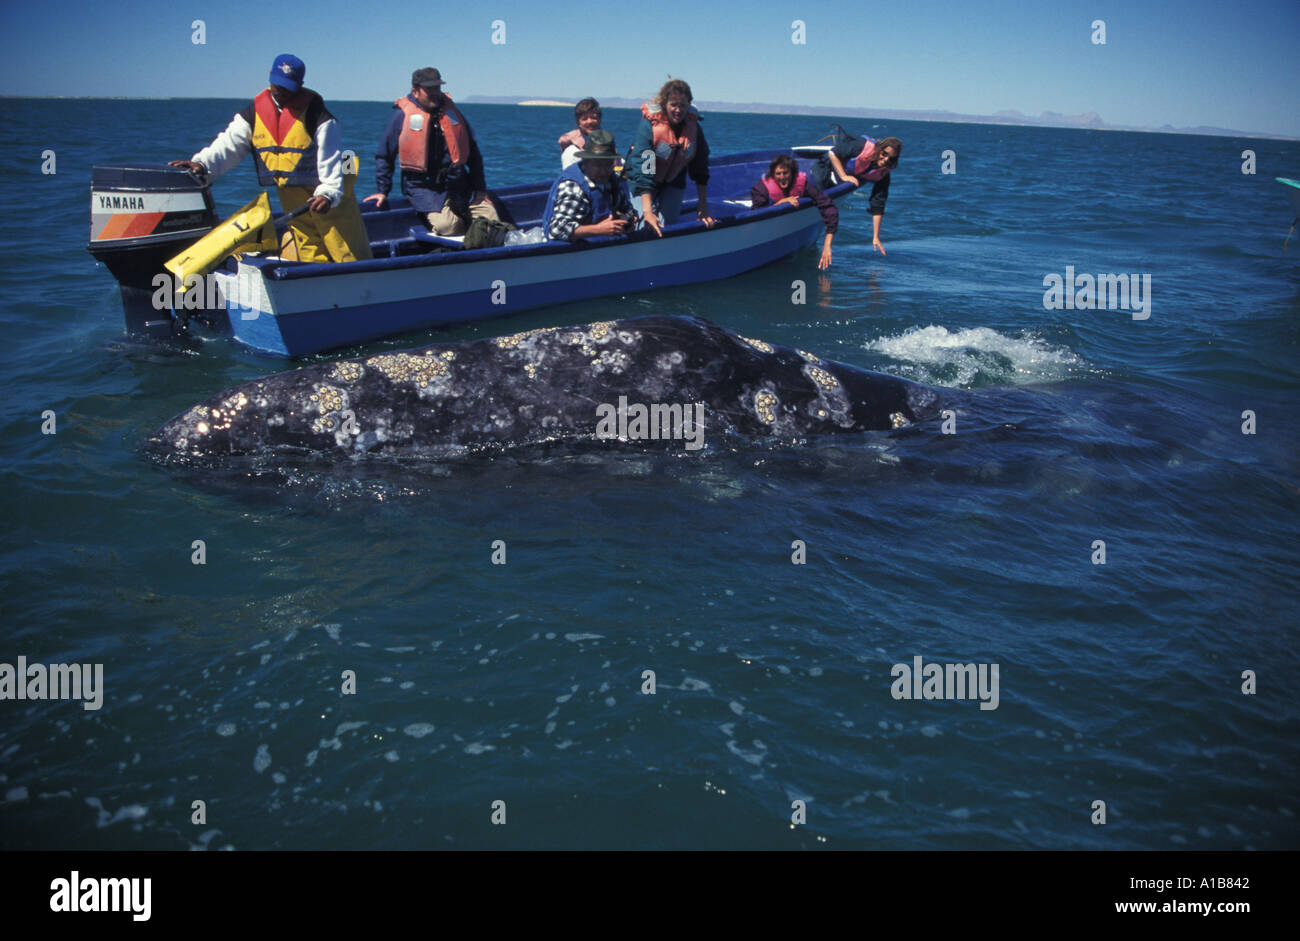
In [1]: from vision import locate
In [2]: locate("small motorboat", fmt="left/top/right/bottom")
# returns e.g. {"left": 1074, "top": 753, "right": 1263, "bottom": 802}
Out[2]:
{"left": 88, "top": 150, "right": 850, "bottom": 357}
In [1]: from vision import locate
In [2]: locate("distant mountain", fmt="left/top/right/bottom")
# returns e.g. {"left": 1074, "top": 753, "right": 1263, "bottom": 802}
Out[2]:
{"left": 462, "top": 96, "right": 1294, "bottom": 140}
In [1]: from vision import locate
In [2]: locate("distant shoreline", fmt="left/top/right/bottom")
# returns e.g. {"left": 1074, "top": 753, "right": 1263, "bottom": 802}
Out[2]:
{"left": 2, "top": 96, "right": 1293, "bottom": 140}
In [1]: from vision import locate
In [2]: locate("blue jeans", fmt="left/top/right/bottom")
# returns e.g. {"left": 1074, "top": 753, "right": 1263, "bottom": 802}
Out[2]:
{"left": 633, "top": 183, "right": 686, "bottom": 227}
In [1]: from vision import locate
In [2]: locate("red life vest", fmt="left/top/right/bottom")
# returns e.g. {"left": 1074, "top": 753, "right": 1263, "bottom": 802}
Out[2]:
{"left": 762, "top": 172, "right": 807, "bottom": 202}
{"left": 242, "top": 88, "right": 329, "bottom": 188}
{"left": 851, "top": 138, "right": 889, "bottom": 182}
{"left": 641, "top": 102, "right": 699, "bottom": 184}
{"left": 396, "top": 95, "right": 471, "bottom": 172}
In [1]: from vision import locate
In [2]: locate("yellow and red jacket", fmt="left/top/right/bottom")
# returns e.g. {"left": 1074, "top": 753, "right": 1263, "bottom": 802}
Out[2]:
{"left": 239, "top": 88, "right": 331, "bottom": 188}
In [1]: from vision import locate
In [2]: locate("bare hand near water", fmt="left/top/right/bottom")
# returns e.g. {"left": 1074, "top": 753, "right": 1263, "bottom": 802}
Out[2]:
{"left": 168, "top": 160, "right": 205, "bottom": 174}
{"left": 818, "top": 245, "right": 833, "bottom": 270}
{"left": 872, "top": 236, "right": 886, "bottom": 256}
{"left": 776, "top": 196, "right": 800, "bottom": 208}
{"left": 363, "top": 193, "right": 388, "bottom": 209}
{"left": 307, "top": 195, "right": 331, "bottom": 214}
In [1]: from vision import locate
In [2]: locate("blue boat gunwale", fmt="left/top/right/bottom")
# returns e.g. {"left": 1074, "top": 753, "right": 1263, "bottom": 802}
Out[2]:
{"left": 244, "top": 149, "right": 854, "bottom": 283}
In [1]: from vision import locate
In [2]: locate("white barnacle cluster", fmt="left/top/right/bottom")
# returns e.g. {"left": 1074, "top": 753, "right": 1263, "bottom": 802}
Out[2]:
{"left": 654, "top": 350, "right": 685, "bottom": 372}
{"left": 754, "top": 389, "right": 779, "bottom": 425}
{"left": 796, "top": 349, "right": 821, "bottom": 364}
{"left": 308, "top": 384, "right": 348, "bottom": 435}
{"left": 557, "top": 321, "right": 635, "bottom": 369}
{"left": 329, "top": 360, "right": 364, "bottom": 384}
{"left": 364, "top": 352, "right": 449, "bottom": 388}
{"left": 202, "top": 392, "right": 246, "bottom": 436}
{"left": 738, "top": 335, "right": 774, "bottom": 354}
{"left": 801, "top": 363, "right": 853, "bottom": 427}
{"left": 591, "top": 348, "right": 631, "bottom": 375}
{"left": 495, "top": 325, "right": 561, "bottom": 350}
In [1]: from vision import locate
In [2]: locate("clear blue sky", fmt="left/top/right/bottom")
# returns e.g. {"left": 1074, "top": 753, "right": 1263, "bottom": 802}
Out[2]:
{"left": 2, "top": 0, "right": 1296, "bottom": 135}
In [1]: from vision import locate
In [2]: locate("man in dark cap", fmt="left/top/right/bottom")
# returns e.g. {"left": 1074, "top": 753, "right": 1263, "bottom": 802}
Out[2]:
{"left": 364, "top": 67, "right": 500, "bottom": 235}
{"left": 170, "top": 54, "right": 372, "bottom": 262}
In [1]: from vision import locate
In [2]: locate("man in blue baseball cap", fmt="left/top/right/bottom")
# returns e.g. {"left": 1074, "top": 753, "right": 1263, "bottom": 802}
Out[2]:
{"left": 170, "top": 54, "right": 372, "bottom": 263}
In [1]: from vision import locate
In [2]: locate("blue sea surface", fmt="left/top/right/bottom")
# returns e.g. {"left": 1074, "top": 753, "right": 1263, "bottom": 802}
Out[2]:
{"left": 0, "top": 99, "right": 1296, "bottom": 849}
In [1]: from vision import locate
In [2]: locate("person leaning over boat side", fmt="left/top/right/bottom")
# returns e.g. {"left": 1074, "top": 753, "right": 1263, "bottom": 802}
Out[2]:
{"left": 169, "top": 54, "right": 373, "bottom": 263}
{"left": 750, "top": 154, "right": 839, "bottom": 270}
{"left": 810, "top": 133, "right": 901, "bottom": 255}
{"left": 363, "top": 67, "right": 500, "bottom": 237}
{"left": 558, "top": 98, "right": 605, "bottom": 169}
{"left": 623, "top": 79, "right": 714, "bottom": 237}
{"left": 543, "top": 130, "right": 636, "bottom": 242}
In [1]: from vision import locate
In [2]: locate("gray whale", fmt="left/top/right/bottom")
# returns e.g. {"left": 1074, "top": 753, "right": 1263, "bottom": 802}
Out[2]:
{"left": 148, "top": 315, "right": 940, "bottom": 460}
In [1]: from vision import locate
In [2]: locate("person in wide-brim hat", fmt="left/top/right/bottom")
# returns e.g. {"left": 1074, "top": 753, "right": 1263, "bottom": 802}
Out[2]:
{"left": 543, "top": 129, "right": 637, "bottom": 242}
{"left": 572, "top": 129, "right": 620, "bottom": 161}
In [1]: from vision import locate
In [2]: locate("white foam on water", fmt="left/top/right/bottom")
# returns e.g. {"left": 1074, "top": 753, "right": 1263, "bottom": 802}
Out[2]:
{"left": 565, "top": 633, "right": 604, "bottom": 641}
{"left": 335, "top": 722, "right": 366, "bottom": 735}
{"left": 253, "top": 744, "right": 271, "bottom": 773}
{"left": 464, "top": 742, "right": 495, "bottom": 754}
{"left": 216, "top": 723, "right": 236, "bottom": 737}
{"left": 403, "top": 723, "right": 435, "bottom": 738}
{"left": 5, "top": 786, "right": 28, "bottom": 802}
{"left": 866, "top": 325, "right": 1087, "bottom": 387}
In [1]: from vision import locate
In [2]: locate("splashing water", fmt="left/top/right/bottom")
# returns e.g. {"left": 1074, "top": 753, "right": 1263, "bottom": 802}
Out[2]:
{"left": 866, "top": 325, "right": 1089, "bottom": 388}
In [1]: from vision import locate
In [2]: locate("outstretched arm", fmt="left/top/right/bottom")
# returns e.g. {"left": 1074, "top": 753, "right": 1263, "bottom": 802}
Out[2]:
{"left": 827, "top": 151, "right": 858, "bottom": 187}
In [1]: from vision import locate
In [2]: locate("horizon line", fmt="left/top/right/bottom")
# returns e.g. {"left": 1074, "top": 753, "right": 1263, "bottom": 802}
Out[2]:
{"left": 2, "top": 95, "right": 1294, "bottom": 141}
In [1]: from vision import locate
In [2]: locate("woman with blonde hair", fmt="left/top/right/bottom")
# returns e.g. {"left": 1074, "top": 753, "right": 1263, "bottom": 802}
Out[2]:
{"left": 624, "top": 78, "right": 715, "bottom": 236}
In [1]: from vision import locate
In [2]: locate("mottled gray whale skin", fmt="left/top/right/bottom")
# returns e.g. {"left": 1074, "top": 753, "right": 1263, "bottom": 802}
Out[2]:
{"left": 149, "top": 315, "right": 941, "bottom": 461}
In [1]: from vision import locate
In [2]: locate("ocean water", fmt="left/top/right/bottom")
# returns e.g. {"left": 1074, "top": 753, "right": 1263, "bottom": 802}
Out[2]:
{"left": 0, "top": 99, "right": 1296, "bottom": 850}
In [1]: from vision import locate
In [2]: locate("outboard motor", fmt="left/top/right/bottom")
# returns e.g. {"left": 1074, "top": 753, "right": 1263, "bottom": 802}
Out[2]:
{"left": 86, "top": 164, "right": 218, "bottom": 340}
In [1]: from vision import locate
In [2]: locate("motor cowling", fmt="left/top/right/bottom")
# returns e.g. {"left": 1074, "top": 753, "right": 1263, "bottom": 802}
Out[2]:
{"left": 86, "top": 165, "right": 218, "bottom": 339}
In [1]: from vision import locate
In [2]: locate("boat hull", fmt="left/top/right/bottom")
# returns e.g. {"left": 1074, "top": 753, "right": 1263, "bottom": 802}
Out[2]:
{"left": 91, "top": 149, "right": 851, "bottom": 356}
{"left": 221, "top": 194, "right": 837, "bottom": 356}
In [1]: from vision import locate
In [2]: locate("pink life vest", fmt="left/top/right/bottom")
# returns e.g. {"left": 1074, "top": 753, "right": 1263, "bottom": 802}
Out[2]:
{"left": 558, "top": 129, "right": 585, "bottom": 150}
{"left": 762, "top": 171, "right": 807, "bottom": 202}
{"left": 851, "top": 138, "right": 889, "bottom": 182}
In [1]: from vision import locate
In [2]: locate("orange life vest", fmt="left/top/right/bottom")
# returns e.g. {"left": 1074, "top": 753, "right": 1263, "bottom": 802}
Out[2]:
{"left": 641, "top": 102, "right": 699, "bottom": 184}
{"left": 243, "top": 88, "right": 328, "bottom": 188}
{"left": 396, "top": 95, "right": 471, "bottom": 173}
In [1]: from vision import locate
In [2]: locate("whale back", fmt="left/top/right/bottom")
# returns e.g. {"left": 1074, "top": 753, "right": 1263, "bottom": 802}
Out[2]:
{"left": 148, "top": 316, "right": 940, "bottom": 461}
